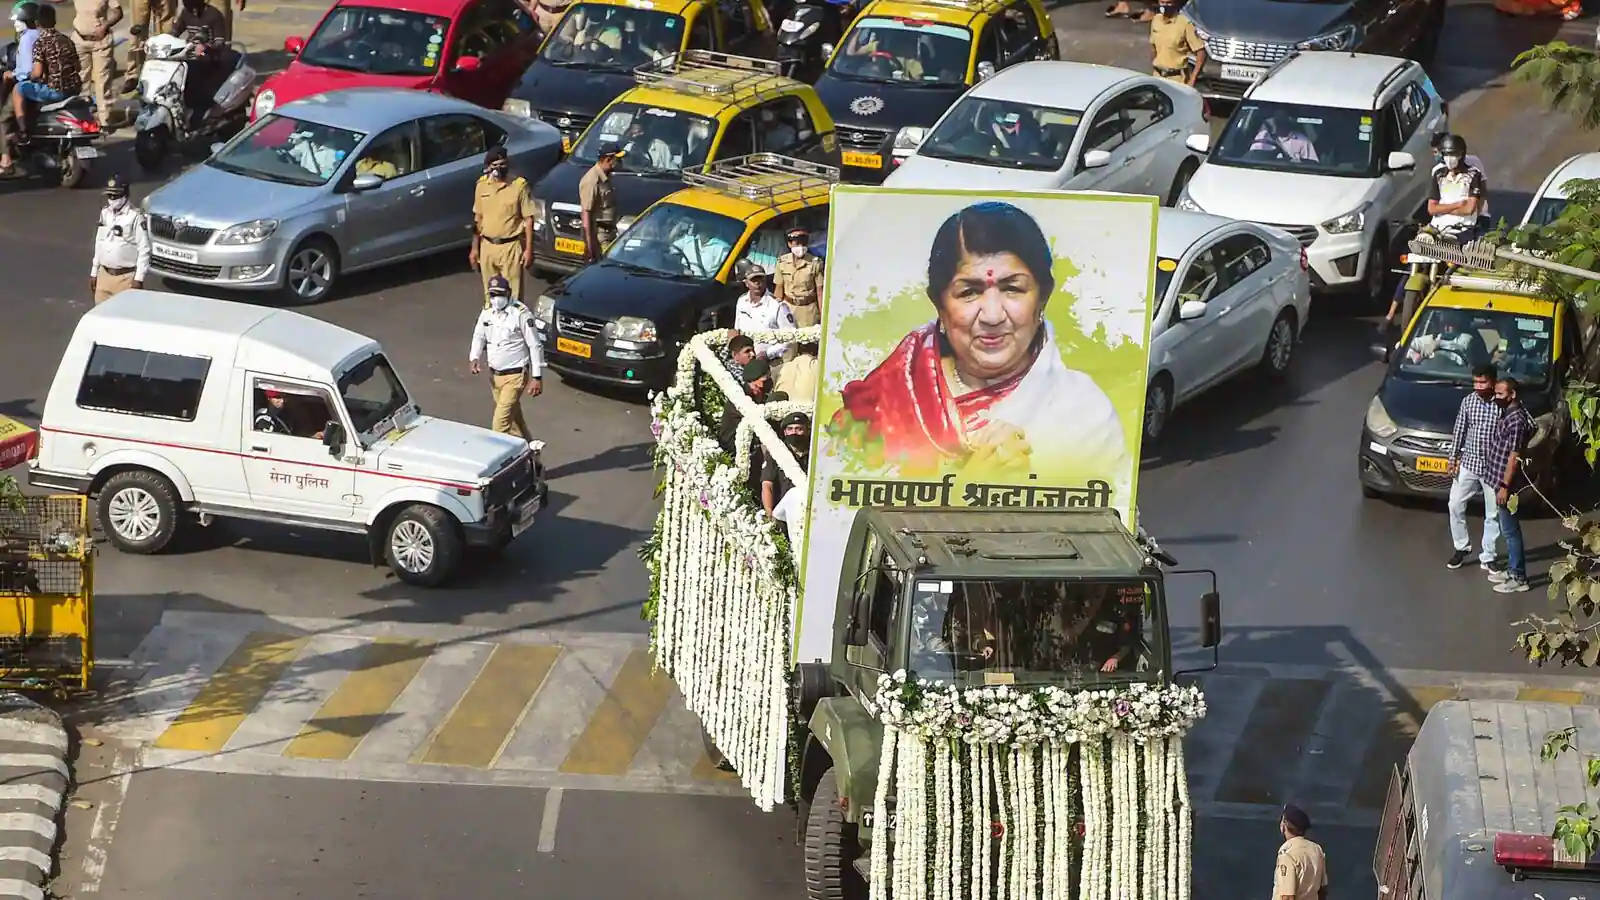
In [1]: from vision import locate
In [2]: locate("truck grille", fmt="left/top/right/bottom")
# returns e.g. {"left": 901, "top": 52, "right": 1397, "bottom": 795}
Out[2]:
{"left": 550, "top": 209, "right": 583, "bottom": 238}
{"left": 838, "top": 127, "right": 891, "bottom": 152}
{"left": 150, "top": 257, "right": 223, "bottom": 279}
{"left": 1264, "top": 223, "right": 1319, "bottom": 247}
{"left": 148, "top": 214, "right": 217, "bottom": 245}
{"left": 484, "top": 452, "right": 535, "bottom": 509}
{"left": 1204, "top": 36, "right": 1293, "bottom": 66}
{"left": 1393, "top": 434, "right": 1452, "bottom": 454}
{"left": 557, "top": 311, "right": 606, "bottom": 340}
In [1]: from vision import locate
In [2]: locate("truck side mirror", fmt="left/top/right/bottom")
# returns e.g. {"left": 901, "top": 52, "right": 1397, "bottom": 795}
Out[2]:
{"left": 322, "top": 421, "right": 345, "bottom": 457}
{"left": 1199, "top": 591, "right": 1221, "bottom": 649}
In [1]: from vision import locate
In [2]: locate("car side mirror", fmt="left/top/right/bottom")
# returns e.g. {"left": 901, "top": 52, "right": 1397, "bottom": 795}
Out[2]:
{"left": 1199, "top": 591, "right": 1221, "bottom": 649}
{"left": 1371, "top": 343, "right": 1392, "bottom": 364}
{"left": 1081, "top": 148, "right": 1111, "bottom": 170}
{"left": 284, "top": 35, "right": 305, "bottom": 54}
{"left": 1178, "top": 299, "right": 1207, "bottom": 320}
{"left": 1184, "top": 133, "right": 1209, "bottom": 155}
{"left": 453, "top": 55, "right": 482, "bottom": 72}
{"left": 351, "top": 173, "right": 385, "bottom": 191}
{"left": 1386, "top": 150, "right": 1416, "bottom": 172}
{"left": 322, "top": 421, "right": 345, "bottom": 457}
{"left": 976, "top": 60, "right": 996, "bottom": 81}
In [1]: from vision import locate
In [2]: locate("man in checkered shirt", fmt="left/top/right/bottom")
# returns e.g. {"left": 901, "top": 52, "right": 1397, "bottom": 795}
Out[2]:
{"left": 1485, "top": 376, "right": 1535, "bottom": 593}
{"left": 1446, "top": 364, "right": 1503, "bottom": 571}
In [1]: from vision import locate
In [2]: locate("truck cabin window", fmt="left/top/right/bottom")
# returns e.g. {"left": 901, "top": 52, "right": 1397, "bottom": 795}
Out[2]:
{"left": 338, "top": 353, "right": 410, "bottom": 435}
{"left": 253, "top": 383, "right": 331, "bottom": 440}
{"left": 909, "top": 580, "right": 1154, "bottom": 680}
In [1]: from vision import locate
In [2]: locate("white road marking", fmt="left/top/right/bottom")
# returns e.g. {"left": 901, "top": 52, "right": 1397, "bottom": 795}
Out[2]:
{"left": 0, "top": 755, "right": 69, "bottom": 781}
{"left": 0, "top": 813, "right": 55, "bottom": 843}
{"left": 0, "top": 846, "right": 51, "bottom": 872}
{"left": 76, "top": 746, "right": 136, "bottom": 894}
{"left": 0, "top": 785, "right": 62, "bottom": 808}
{"left": 0, "top": 877, "right": 44, "bottom": 900}
{"left": 537, "top": 787, "right": 563, "bottom": 853}
{"left": 0, "top": 722, "right": 66, "bottom": 755}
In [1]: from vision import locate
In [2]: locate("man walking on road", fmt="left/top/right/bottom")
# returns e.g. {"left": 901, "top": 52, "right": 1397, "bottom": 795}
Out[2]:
{"left": 89, "top": 174, "right": 149, "bottom": 303}
{"left": 1273, "top": 804, "right": 1328, "bottom": 900}
{"left": 72, "top": 0, "right": 122, "bottom": 129}
{"left": 471, "top": 145, "right": 534, "bottom": 308}
{"left": 578, "top": 142, "right": 623, "bottom": 264}
{"left": 468, "top": 275, "right": 544, "bottom": 440}
{"left": 1447, "top": 364, "right": 1503, "bottom": 571}
{"left": 1486, "top": 376, "right": 1534, "bottom": 593}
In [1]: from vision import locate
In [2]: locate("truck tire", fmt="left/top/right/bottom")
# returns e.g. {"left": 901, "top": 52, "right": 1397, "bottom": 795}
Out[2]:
{"left": 804, "top": 768, "right": 865, "bottom": 900}
{"left": 97, "top": 470, "right": 180, "bottom": 554}
{"left": 384, "top": 505, "right": 462, "bottom": 587}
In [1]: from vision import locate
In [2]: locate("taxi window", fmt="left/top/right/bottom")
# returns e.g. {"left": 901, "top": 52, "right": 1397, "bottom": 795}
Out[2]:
{"left": 571, "top": 103, "right": 717, "bottom": 173}
{"left": 688, "top": 10, "right": 713, "bottom": 48}
{"left": 754, "top": 97, "right": 815, "bottom": 154}
{"left": 1400, "top": 307, "right": 1553, "bottom": 388}
{"left": 454, "top": 0, "right": 524, "bottom": 59}
{"left": 994, "top": 3, "right": 1035, "bottom": 61}
{"left": 541, "top": 3, "right": 683, "bottom": 69}
{"left": 718, "top": 0, "right": 756, "bottom": 46}
{"left": 609, "top": 203, "right": 746, "bottom": 278}
{"left": 829, "top": 16, "right": 970, "bottom": 87}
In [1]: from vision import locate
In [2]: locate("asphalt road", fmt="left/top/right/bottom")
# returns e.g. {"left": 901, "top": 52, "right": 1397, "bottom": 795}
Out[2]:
{"left": 5, "top": 3, "right": 1600, "bottom": 898}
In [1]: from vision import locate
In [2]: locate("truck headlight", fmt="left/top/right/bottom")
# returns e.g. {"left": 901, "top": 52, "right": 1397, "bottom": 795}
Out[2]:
{"left": 534, "top": 294, "right": 556, "bottom": 329}
{"left": 502, "top": 98, "right": 532, "bottom": 118}
{"left": 605, "top": 316, "right": 657, "bottom": 342}
{"left": 1176, "top": 190, "right": 1202, "bottom": 212}
{"left": 1321, "top": 204, "right": 1368, "bottom": 235}
{"left": 215, "top": 218, "right": 279, "bottom": 244}
{"left": 893, "top": 126, "right": 928, "bottom": 152}
{"left": 252, "top": 89, "right": 275, "bottom": 119}
{"left": 1365, "top": 395, "right": 1398, "bottom": 439}
{"left": 1296, "top": 23, "right": 1359, "bottom": 51}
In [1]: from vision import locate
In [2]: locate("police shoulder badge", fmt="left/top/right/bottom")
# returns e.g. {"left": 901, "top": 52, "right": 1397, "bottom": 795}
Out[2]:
{"left": 848, "top": 95, "right": 885, "bottom": 116}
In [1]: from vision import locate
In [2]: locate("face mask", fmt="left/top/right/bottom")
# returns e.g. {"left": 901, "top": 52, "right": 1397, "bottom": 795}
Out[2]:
{"left": 108, "top": 197, "right": 127, "bottom": 213}
{"left": 488, "top": 165, "right": 508, "bottom": 179}
{"left": 1495, "top": 395, "right": 1512, "bottom": 408}
{"left": 1443, "top": 154, "right": 1462, "bottom": 170}
{"left": 791, "top": 245, "right": 806, "bottom": 258}
{"left": 490, "top": 294, "right": 511, "bottom": 311}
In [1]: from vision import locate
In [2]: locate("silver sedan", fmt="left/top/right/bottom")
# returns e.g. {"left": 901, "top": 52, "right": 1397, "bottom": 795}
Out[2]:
{"left": 143, "top": 88, "right": 562, "bottom": 304}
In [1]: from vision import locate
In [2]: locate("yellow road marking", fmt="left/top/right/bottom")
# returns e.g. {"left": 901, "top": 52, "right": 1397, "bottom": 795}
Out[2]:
{"left": 285, "top": 639, "right": 432, "bottom": 760}
{"left": 154, "top": 632, "right": 308, "bottom": 752}
{"left": 1516, "top": 687, "right": 1585, "bottom": 706}
{"left": 416, "top": 643, "right": 561, "bottom": 768}
{"left": 561, "top": 649, "right": 673, "bottom": 776}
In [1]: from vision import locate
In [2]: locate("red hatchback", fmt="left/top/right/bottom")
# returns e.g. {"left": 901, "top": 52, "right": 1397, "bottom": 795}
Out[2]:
{"left": 251, "top": 0, "right": 543, "bottom": 121}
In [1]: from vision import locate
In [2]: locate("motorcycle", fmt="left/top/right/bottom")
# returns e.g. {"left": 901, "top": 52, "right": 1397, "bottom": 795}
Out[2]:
{"left": 776, "top": 0, "right": 849, "bottom": 82}
{"left": 0, "top": 41, "right": 103, "bottom": 187}
{"left": 133, "top": 27, "right": 253, "bottom": 171}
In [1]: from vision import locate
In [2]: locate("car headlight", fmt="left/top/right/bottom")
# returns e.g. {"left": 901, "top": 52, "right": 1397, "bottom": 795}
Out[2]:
{"left": 502, "top": 98, "right": 532, "bottom": 118}
{"left": 1321, "top": 204, "right": 1368, "bottom": 235}
{"left": 1296, "top": 23, "right": 1359, "bottom": 51}
{"left": 605, "top": 316, "right": 657, "bottom": 343}
{"left": 531, "top": 198, "right": 548, "bottom": 230}
{"left": 215, "top": 218, "right": 279, "bottom": 245}
{"left": 616, "top": 214, "right": 636, "bottom": 234}
{"left": 893, "top": 126, "right": 928, "bottom": 152}
{"left": 534, "top": 294, "right": 556, "bottom": 327}
{"left": 1365, "top": 395, "right": 1398, "bottom": 439}
{"left": 1176, "top": 190, "right": 1203, "bottom": 212}
{"left": 1191, "top": 22, "right": 1210, "bottom": 42}
{"left": 252, "top": 89, "right": 275, "bottom": 119}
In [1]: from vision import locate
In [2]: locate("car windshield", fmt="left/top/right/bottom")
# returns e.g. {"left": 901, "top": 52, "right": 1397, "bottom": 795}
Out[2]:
{"left": 209, "top": 114, "right": 365, "bottom": 186}
{"left": 338, "top": 352, "right": 411, "bottom": 434}
{"left": 827, "top": 17, "right": 970, "bottom": 87}
{"left": 607, "top": 203, "right": 745, "bottom": 278}
{"left": 918, "top": 96, "right": 1081, "bottom": 170}
{"left": 1212, "top": 100, "right": 1378, "bottom": 178}
{"left": 1526, "top": 196, "right": 1569, "bottom": 227}
{"left": 300, "top": 6, "right": 451, "bottom": 77}
{"left": 1399, "top": 306, "right": 1553, "bottom": 388}
{"left": 908, "top": 579, "right": 1158, "bottom": 683}
{"left": 570, "top": 103, "right": 716, "bottom": 174}
{"left": 540, "top": 3, "right": 683, "bottom": 69}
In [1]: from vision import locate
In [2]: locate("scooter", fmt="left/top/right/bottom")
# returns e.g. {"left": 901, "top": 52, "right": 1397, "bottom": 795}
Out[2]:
{"left": 133, "top": 27, "right": 253, "bottom": 171}
{"left": 777, "top": 0, "right": 849, "bottom": 81}
{"left": 0, "top": 41, "right": 103, "bottom": 187}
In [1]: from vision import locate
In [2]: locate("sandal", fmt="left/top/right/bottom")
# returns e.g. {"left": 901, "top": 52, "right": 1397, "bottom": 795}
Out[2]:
{"left": 1104, "top": 3, "right": 1128, "bottom": 15}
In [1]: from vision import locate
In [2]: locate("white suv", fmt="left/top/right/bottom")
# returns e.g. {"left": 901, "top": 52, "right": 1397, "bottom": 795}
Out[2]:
{"left": 1178, "top": 51, "right": 1444, "bottom": 299}
{"left": 29, "top": 291, "right": 547, "bottom": 586}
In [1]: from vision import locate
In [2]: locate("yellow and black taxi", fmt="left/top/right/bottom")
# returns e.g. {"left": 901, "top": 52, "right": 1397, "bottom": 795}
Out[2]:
{"left": 529, "top": 50, "right": 838, "bottom": 275}
{"left": 814, "top": 0, "right": 1056, "bottom": 182}
{"left": 499, "top": 0, "right": 774, "bottom": 151}
{"left": 1359, "top": 270, "right": 1599, "bottom": 501}
{"left": 533, "top": 153, "right": 836, "bottom": 388}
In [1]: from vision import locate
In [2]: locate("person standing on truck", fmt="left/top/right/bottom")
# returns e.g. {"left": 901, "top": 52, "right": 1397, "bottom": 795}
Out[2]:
{"left": 761, "top": 411, "right": 810, "bottom": 521}
{"left": 471, "top": 146, "right": 535, "bottom": 308}
{"left": 1486, "top": 376, "right": 1533, "bottom": 593}
{"left": 734, "top": 264, "right": 796, "bottom": 364}
{"left": 1273, "top": 804, "right": 1328, "bottom": 900}
{"left": 775, "top": 226, "right": 823, "bottom": 329}
{"left": 89, "top": 175, "right": 150, "bottom": 304}
{"left": 468, "top": 275, "right": 545, "bottom": 439}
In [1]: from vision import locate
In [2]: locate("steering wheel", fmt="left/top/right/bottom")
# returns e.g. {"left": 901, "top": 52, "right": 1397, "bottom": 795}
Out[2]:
{"left": 626, "top": 238, "right": 694, "bottom": 274}
{"left": 345, "top": 35, "right": 378, "bottom": 60}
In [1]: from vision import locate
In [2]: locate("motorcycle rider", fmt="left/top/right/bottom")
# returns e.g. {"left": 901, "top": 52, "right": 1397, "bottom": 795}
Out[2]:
{"left": 0, "top": 0, "right": 37, "bottom": 176}
{"left": 1382, "top": 134, "right": 1489, "bottom": 335}
{"left": 168, "top": 0, "right": 238, "bottom": 128}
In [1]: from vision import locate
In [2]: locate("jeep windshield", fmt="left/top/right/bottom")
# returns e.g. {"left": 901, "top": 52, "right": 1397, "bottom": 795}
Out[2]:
{"left": 605, "top": 203, "right": 743, "bottom": 278}
{"left": 299, "top": 6, "right": 451, "bottom": 77}
{"left": 1399, "top": 307, "right": 1553, "bottom": 389}
{"left": 908, "top": 579, "right": 1160, "bottom": 684}
{"left": 570, "top": 103, "right": 716, "bottom": 174}
{"left": 918, "top": 97, "right": 1081, "bottom": 171}
{"left": 338, "top": 352, "right": 411, "bottom": 435}
{"left": 1212, "top": 100, "right": 1378, "bottom": 178}
{"left": 540, "top": 3, "right": 684, "bottom": 70}
{"left": 827, "top": 17, "right": 970, "bottom": 87}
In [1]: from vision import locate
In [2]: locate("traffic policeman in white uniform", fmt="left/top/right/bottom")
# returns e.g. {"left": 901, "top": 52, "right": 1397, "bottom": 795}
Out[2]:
{"left": 468, "top": 275, "right": 545, "bottom": 440}
{"left": 89, "top": 174, "right": 150, "bottom": 305}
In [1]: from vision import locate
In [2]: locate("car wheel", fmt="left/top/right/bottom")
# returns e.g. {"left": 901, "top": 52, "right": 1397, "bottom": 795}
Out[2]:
{"left": 1167, "top": 158, "right": 1199, "bottom": 207}
{"left": 385, "top": 504, "right": 463, "bottom": 587}
{"left": 97, "top": 470, "right": 179, "bottom": 554}
{"left": 283, "top": 237, "right": 340, "bottom": 305}
{"left": 1363, "top": 230, "right": 1390, "bottom": 306}
{"left": 1144, "top": 375, "right": 1174, "bottom": 444}
{"left": 1258, "top": 310, "right": 1297, "bottom": 381}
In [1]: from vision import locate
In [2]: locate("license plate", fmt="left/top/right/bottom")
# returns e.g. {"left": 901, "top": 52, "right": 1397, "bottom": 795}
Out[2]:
{"left": 553, "top": 236, "right": 586, "bottom": 256}
{"left": 561, "top": 135, "right": 572, "bottom": 153}
{"left": 1415, "top": 456, "right": 1450, "bottom": 473}
{"left": 511, "top": 495, "right": 540, "bottom": 537}
{"left": 151, "top": 242, "right": 199, "bottom": 263}
{"left": 842, "top": 150, "right": 882, "bottom": 169}
{"left": 1220, "top": 63, "right": 1267, "bottom": 84}
{"left": 556, "top": 336, "right": 592, "bottom": 359}
{"left": 73, "top": 145, "right": 98, "bottom": 159}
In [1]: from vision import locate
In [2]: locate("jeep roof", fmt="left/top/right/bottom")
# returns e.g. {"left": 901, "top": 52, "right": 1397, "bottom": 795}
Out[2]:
{"left": 864, "top": 507, "right": 1154, "bottom": 578}
{"left": 1246, "top": 51, "right": 1417, "bottom": 110}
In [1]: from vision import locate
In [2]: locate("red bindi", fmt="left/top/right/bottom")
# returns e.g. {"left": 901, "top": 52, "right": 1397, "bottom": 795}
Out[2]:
{"left": 985, "top": 269, "right": 996, "bottom": 287}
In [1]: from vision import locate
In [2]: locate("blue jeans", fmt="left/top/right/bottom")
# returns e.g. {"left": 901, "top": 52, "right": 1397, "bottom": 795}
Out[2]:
{"left": 15, "top": 81, "right": 66, "bottom": 104}
{"left": 1498, "top": 501, "right": 1525, "bottom": 582}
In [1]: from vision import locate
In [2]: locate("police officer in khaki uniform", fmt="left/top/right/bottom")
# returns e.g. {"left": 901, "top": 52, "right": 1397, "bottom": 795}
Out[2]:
{"left": 1272, "top": 804, "right": 1328, "bottom": 900}
{"left": 578, "top": 141, "right": 624, "bottom": 263}
{"left": 774, "top": 226, "right": 823, "bottom": 329}
{"left": 1148, "top": 0, "right": 1206, "bottom": 86}
{"left": 471, "top": 145, "right": 535, "bottom": 308}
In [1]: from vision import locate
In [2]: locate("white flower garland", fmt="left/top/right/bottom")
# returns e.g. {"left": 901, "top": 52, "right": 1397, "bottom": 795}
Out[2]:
{"left": 867, "top": 672, "right": 1203, "bottom": 900}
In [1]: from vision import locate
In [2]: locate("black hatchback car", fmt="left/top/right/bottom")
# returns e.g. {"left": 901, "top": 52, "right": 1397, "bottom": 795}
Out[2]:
{"left": 1184, "top": 0, "right": 1444, "bottom": 103}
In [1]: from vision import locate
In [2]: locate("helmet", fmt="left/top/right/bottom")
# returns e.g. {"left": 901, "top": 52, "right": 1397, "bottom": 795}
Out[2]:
{"left": 11, "top": 1, "right": 36, "bottom": 26}
{"left": 1436, "top": 133, "right": 1467, "bottom": 156}
{"left": 103, "top": 173, "right": 130, "bottom": 199}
